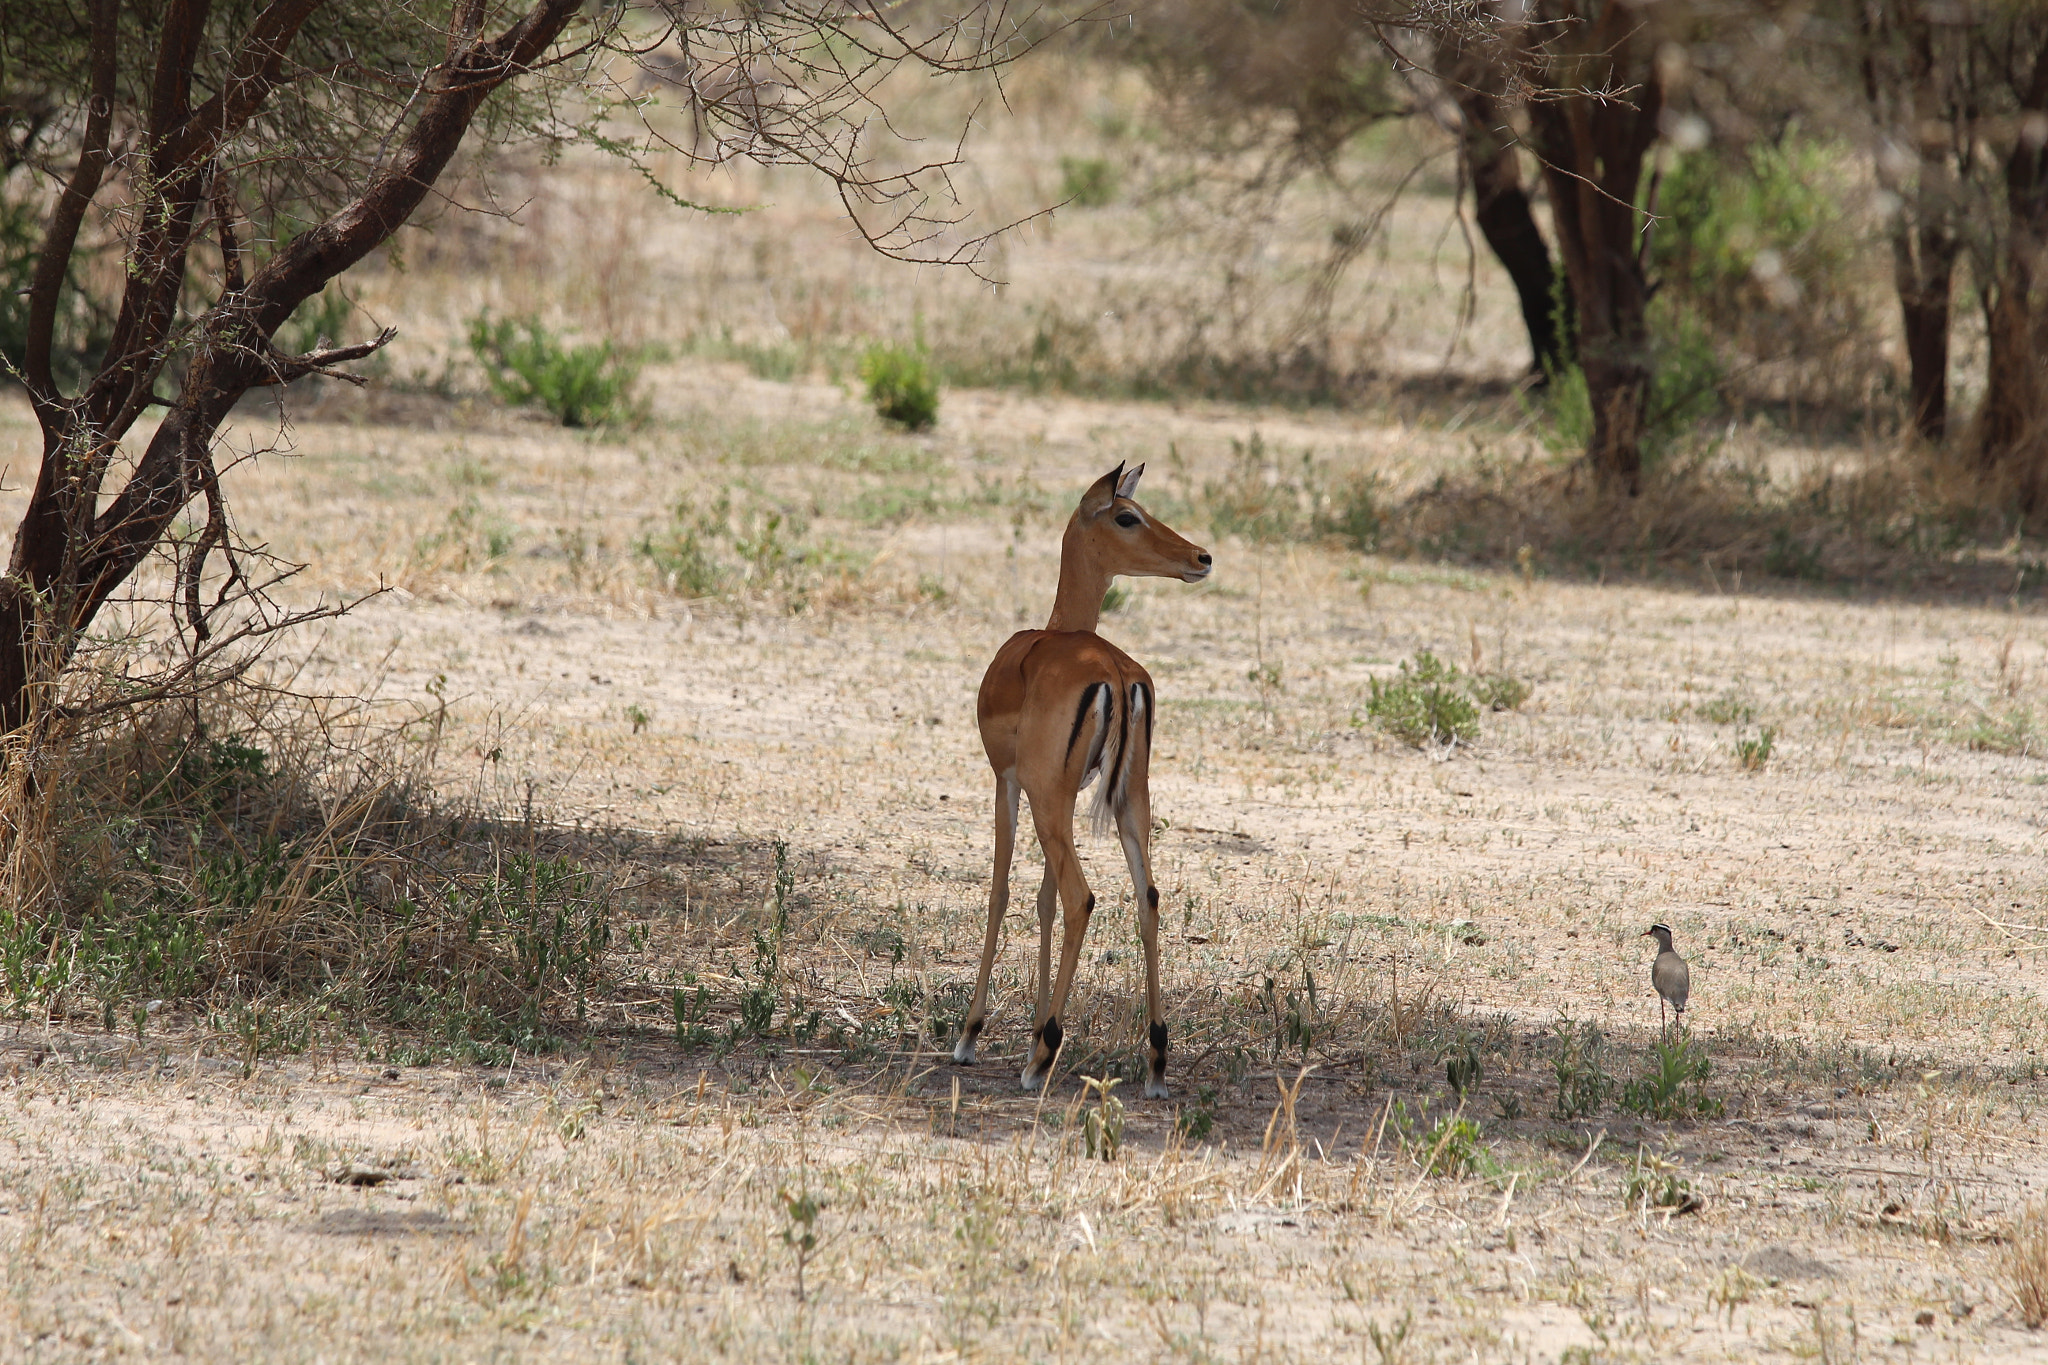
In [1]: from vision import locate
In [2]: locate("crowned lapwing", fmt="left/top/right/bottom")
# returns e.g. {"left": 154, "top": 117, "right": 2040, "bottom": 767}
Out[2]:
{"left": 1644, "top": 923, "right": 1689, "bottom": 1039}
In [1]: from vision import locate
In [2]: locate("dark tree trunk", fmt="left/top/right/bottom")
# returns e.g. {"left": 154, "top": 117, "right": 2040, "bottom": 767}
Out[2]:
{"left": 1977, "top": 34, "right": 2048, "bottom": 516}
{"left": 1437, "top": 34, "right": 1574, "bottom": 377}
{"left": 1861, "top": 1, "right": 1961, "bottom": 445}
{"left": 1521, "top": 1, "right": 1662, "bottom": 495}
{"left": 1897, "top": 262, "right": 1954, "bottom": 443}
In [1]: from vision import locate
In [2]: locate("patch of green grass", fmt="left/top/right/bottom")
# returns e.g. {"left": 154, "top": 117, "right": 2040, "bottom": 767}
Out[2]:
{"left": 638, "top": 487, "right": 866, "bottom": 606}
{"left": 1699, "top": 692, "right": 1756, "bottom": 726}
{"left": 1735, "top": 727, "right": 1776, "bottom": 771}
{"left": 1963, "top": 707, "right": 2037, "bottom": 757}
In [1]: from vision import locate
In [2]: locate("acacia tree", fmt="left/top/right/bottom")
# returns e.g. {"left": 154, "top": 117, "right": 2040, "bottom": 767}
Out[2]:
{"left": 0, "top": 0, "right": 1038, "bottom": 742}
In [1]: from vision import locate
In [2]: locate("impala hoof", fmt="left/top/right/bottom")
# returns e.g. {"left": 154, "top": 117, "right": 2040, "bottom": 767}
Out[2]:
{"left": 1145, "top": 1079, "right": 1170, "bottom": 1101}
{"left": 952, "top": 1038, "right": 977, "bottom": 1065}
{"left": 1019, "top": 1067, "right": 1046, "bottom": 1092}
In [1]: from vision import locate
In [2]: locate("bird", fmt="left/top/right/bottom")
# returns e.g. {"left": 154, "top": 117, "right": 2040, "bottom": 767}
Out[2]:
{"left": 1644, "top": 923, "right": 1690, "bottom": 1040}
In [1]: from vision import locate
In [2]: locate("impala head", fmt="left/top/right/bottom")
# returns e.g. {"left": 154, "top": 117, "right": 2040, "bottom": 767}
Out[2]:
{"left": 1069, "top": 462, "right": 1212, "bottom": 584}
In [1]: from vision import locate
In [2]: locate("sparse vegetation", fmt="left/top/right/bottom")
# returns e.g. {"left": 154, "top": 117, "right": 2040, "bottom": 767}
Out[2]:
{"left": 1362, "top": 652, "right": 1482, "bottom": 748}
{"left": 468, "top": 314, "right": 646, "bottom": 428}
{"left": 2005, "top": 1202, "right": 2048, "bottom": 1330}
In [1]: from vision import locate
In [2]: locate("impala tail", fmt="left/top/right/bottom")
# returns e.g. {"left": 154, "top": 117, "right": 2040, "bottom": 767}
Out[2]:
{"left": 1082, "top": 678, "right": 1152, "bottom": 837}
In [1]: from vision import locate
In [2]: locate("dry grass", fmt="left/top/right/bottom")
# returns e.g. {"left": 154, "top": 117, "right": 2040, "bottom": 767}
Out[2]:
{"left": 2007, "top": 1203, "right": 2048, "bottom": 1331}
{"left": 0, "top": 46, "right": 2046, "bottom": 1365}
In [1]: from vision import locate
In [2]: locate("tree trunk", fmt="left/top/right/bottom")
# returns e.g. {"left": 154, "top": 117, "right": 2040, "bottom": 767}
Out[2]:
{"left": 1438, "top": 35, "right": 1574, "bottom": 378}
{"left": 1977, "top": 34, "right": 2048, "bottom": 516}
{"left": 1896, "top": 248, "right": 1955, "bottom": 442}
{"left": 1522, "top": 1, "right": 1662, "bottom": 495}
{"left": 1861, "top": 1, "right": 1961, "bottom": 445}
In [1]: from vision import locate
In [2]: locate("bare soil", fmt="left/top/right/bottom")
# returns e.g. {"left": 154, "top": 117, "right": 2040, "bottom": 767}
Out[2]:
{"left": 2, "top": 356, "right": 2047, "bottom": 1362}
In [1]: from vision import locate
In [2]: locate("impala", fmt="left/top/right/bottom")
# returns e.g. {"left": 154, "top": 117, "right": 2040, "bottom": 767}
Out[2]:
{"left": 953, "top": 463, "right": 1212, "bottom": 1098}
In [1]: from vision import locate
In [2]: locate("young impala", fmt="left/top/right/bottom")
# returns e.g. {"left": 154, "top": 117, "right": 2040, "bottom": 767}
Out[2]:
{"left": 952, "top": 463, "right": 1212, "bottom": 1098}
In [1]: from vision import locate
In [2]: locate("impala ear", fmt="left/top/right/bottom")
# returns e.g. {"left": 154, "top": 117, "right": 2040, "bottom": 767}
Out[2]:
{"left": 1115, "top": 463, "right": 1145, "bottom": 500}
{"left": 1080, "top": 462, "right": 1125, "bottom": 512}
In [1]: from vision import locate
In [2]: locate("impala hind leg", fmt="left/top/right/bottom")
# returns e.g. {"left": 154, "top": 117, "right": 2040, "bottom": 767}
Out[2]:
{"left": 955, "top": 774, "right": 1020, "bottom": 1065}
{"left": 1022, "top": 800, "right": 1094, "bottom": 1092}
{"left": 1115, "top": 789, "right": 1168, "bottom": 1099}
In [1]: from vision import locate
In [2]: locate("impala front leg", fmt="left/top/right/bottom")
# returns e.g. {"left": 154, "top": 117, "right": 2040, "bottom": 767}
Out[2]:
{"left": 955, "top": 774, "right": 1020, "bottom": 1065}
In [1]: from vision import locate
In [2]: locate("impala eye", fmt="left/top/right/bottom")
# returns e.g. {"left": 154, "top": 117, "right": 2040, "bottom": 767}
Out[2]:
{"left": 1115, "top": 513, "right": 1141, "bottom": 528}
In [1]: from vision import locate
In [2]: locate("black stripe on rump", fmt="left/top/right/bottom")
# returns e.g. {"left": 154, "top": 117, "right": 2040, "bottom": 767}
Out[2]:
{"left": 1134, "top": 681, "right": 1154, "bottom": 751}
{"left": 1064, "top": 682, "right": 1104, "bottom": 762}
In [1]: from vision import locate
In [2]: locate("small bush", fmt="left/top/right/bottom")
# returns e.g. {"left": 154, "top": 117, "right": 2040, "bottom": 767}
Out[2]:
{"left": 1735, "top": 727, "right": 1776, "bottom": 771}
{"left": 859, "top": 343, "right": 940, "bottom": 430}
{"left": 1081, "top": 1075, "right": 1125, "bottom": 1160}
{"left": 1444, "top": 1034, "right": 1484, "bottom": 1098}
{"left": 1551, "top": 1014, "right": 1613, "bottom": 1120}
{"left": 467, "top": 313, "right": 643, "bottom": 427}
{"left": 1059, "top": 156, "right": 1119, "bottom": 208}
{"left": 1363, "top": 651, "right": 1480, "bottom": 748}
{"left": 1423, "top": 1116, "right": 1488, "bottom": 1177}
{"left": 1535, "top": 296, "right": 1724, "bottom": 466}
{"left": 1619, "top": 1036, "right": 1722, "bottom": 1121}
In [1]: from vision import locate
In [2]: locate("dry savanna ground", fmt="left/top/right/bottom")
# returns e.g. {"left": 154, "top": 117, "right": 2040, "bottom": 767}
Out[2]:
{"left": 2, "top": 52, "right": 2048, "bottom": 1365}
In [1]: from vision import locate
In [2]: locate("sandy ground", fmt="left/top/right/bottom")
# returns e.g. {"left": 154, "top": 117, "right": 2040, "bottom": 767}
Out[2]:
{"left": 2, "top": 358, "right": 2046, "bottom": 1360}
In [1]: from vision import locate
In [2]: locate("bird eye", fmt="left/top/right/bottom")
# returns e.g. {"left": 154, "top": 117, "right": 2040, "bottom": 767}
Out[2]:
{"left": 1114, "top": 513, "right": 1141, "bottom": 528}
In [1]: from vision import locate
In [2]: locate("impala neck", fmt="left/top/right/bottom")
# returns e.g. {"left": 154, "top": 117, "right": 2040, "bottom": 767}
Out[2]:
{"left": 1046, "top": 524, "right": 1110, "bottom": 634}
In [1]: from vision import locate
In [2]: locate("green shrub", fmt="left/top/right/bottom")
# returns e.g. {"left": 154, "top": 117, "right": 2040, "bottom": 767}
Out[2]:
{"left": 1059, "top": 156, "right": 1118, "bottom": 208}
{"left": 1551, "top": 1014, "right": 1613, "bottom": 1120}
{"left": 1648, "top": 136, "right": 1877, "bottom": 412}
{"left": 1363, "top": 651, "right": 1480, "bottom": 748}
{"left": 1735, "top": 727, "right": 1776, "bottom": 771}
{"left": 859, "top": 343, "right": 940, "bottom": 430}
{"left": 1619, "top": 1035, "right": 1722, "bottom": 1121}
{"left": 467, "top": 313, "right": 643, "bottom": 427}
